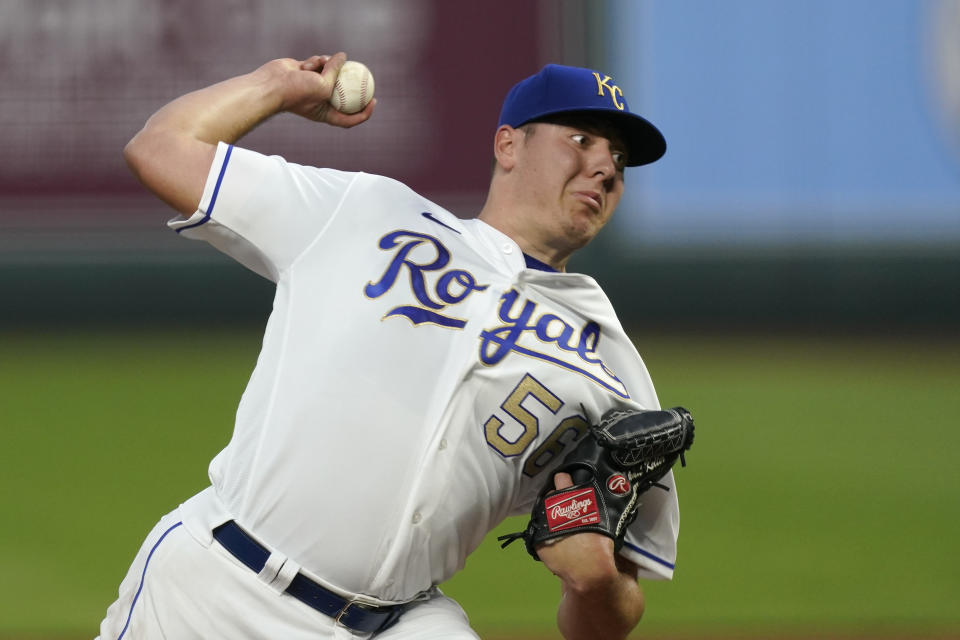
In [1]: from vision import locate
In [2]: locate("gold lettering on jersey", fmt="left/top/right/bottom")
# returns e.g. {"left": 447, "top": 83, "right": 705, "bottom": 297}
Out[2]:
{"left": 479, "top": 289, "right": 628, "bottom": 398}
{"left": 364, "top": 230, "right": 488, "bottom": 328}
{"left": 592, "top": 72, "right": 625, "bottom": 110}
{"left": 485, "top": 373, "right": 562, "bottom": 457}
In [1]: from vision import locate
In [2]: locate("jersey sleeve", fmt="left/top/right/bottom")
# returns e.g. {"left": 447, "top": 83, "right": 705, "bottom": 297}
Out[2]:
{"left": 619, "top": 469, "right": 680, "bottom": 580}
{"left": 168, "top": 142, "right": 359, "bottom": 281}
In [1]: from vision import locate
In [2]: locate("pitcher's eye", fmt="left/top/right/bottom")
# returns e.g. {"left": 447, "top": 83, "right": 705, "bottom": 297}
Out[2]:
{"left": 571, "top": 134, "right": 588, "bottom": 145}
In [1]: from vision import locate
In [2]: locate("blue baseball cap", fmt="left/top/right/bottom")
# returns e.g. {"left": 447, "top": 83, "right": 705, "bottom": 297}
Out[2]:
{"left": 497, "top": 64, "right": 666, "bottom": 167}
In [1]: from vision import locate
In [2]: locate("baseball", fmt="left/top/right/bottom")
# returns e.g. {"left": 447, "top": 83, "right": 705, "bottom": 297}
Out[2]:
{"left": 329, "top": 61, "right": 375, "bottom": 114}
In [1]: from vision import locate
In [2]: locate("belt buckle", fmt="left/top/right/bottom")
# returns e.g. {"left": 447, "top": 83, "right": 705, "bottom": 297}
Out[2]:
{"left": 335, "top": 600, "right": 378, "bottom": 626}
{"left": 336, "top": 599, "right": 401, "bottom": 633}
{"left": 334, "top": 600, "right": 358, "bottom": 625}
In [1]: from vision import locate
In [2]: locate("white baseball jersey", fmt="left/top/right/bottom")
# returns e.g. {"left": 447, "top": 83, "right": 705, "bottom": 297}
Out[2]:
{"left": 169, "top": 142, "right": 680, "bottom": 604}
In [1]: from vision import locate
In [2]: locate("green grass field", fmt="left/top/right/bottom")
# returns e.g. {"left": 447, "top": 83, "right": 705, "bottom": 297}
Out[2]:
{"left": 2, "top": 328, "right": 958, "bottom": 638}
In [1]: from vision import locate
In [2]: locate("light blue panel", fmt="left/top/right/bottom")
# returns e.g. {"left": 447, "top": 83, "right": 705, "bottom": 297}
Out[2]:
{"left": 605, "top": 0, "right": 960, "bottom": 244}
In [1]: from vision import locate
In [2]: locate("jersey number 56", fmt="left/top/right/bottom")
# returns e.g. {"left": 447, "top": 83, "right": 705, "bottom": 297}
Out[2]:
{"left": 484, "top": 373, "right": 589, "bottom": 478}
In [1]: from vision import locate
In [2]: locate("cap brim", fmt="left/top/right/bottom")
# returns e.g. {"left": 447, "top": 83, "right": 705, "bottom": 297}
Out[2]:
{"left": 526, "top": 107, "right": 666, "bottom": 167}
{"left": 605, "top": 110, "right": 666, "bottom": 167}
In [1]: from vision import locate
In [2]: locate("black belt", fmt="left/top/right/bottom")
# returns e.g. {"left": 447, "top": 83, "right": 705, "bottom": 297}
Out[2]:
{"left": 212, "top": 521, "right": 406, "bottom": 633}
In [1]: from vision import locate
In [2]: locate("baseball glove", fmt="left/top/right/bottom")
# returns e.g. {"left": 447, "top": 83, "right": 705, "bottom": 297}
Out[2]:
{"left": 498, "top": 406, "right": 695, "bottom": 560}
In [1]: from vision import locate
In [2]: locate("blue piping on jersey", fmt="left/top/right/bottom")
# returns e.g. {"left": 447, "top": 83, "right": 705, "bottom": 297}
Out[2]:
{"left": 421, "top": 211, "right": 461, "bottom": 234}
{"left": 623, "top": 540, "right": 675, "bottom": 570}
{"left": 175, "top": 144, "right": 234, "bottom": 233}
{"left": 116, "top": 521, "right": 183, "bottom": 639}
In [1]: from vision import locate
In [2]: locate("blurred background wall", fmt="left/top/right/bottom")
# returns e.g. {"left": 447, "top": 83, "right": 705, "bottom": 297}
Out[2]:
{"left": 0, "top": 0, "right": 957, "bottom": 331}
{"left": 1, "top": 3, "right": 958, "bottom": 637}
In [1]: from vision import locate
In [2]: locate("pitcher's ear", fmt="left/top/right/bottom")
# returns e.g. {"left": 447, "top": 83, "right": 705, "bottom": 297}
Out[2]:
{"left": 494, "top": 124, "right": 521, "bottom": 171}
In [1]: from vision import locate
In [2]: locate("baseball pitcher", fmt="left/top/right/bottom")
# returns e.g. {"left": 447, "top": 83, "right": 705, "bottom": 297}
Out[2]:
{"left": 97, "top": 53, "right": 694, "bottom": 640}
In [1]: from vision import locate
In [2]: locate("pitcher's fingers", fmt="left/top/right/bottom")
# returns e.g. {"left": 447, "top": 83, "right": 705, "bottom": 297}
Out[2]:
{"left": 325, "top": 97, "right": 376, "bottom": 128}
{"left": 553, "top": 472, "right": 574, "bottom": 490}
{"left": 318, "top": 52, "right": 348, "bottom": 81}
{"left": 299, "top": 55, "right": 332, "bottom": 72}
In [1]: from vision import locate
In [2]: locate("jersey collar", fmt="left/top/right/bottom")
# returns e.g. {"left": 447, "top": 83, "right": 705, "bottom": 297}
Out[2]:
{"left": 523, "top": 253, "right": 560, "bottom": 273}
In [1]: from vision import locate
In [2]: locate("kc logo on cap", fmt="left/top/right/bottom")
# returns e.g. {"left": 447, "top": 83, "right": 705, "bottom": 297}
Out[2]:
{"left": 592, "top": 73, "right": 625, "bottom": 110}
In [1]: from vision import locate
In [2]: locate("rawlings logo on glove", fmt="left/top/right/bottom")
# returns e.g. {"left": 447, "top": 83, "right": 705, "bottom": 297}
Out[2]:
{"left": 499, "top": 407, "right": 695, "bottom": 560}
{"left": 545, "top": 489, "right": 601, "bottom": 531}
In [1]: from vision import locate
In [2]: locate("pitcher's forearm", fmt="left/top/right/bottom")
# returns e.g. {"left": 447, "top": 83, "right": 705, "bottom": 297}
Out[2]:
{"left": 122, "top": 54, "right": 373, "bottom": 215}
{"left": 140, "top": 65, "right": 285, "bottom": 146}
{"left": 122, "top": 63, "right": 287, "bottom": 213}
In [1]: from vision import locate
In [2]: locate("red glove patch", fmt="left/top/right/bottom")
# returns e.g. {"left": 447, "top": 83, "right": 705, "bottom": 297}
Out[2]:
{"left": 544, "top": 487, "right": 601, "bottom": 532}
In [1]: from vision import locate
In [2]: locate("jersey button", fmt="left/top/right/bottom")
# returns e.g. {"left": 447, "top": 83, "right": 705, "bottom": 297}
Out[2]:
{"left": 439, "top": 438, "right": 448, "bottom": 451}
{"left": 502, "top": 243, "right": 513, "bottom": 254}
{"left": 411, "top": 512, "right": 422, "bottom": 524}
